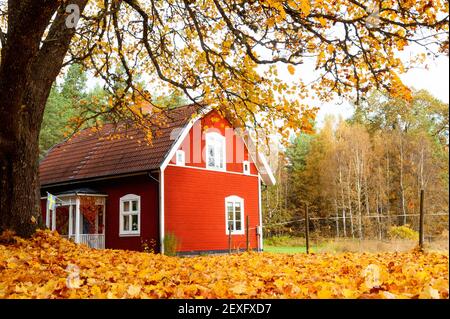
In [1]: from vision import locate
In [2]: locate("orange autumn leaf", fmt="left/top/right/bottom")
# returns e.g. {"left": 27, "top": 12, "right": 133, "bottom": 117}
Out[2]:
{"left": 0, "top": 230, "right": 448, "bottom": 299}
{"left": 287, "top": 64, "right": 296, "bottom": 75}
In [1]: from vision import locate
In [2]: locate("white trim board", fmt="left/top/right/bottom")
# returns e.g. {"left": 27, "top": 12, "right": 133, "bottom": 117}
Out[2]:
{"left": 159, "top": 168, "right": 165, "bottom": 254}
{"left": 167, "top": 163, "right": 259, "bottom": 178}
{"left": 160, "top": 106, "right": 212, "bottom": 170}
{"left": 258, "top": 174, "right": 264, "bottom": 251}
{"left": 240, "top": 135, "right": 276, "bottom": 186}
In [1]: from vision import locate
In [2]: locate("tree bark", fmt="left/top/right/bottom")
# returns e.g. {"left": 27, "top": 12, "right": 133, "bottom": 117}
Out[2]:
{"left": 0, "top": 0, "right": 88, "bottom": 237}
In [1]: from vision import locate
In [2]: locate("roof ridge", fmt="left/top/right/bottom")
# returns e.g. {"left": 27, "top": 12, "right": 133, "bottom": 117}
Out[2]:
{"left": 66, "top": 103, "right": 202, "bottom": 136}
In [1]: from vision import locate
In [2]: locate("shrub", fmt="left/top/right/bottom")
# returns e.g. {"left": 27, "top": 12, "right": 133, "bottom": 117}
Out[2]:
{"left": 140, "top": 238, "right": 157, "bottom": 254}
{"left": 163, "top": 232, "right": 180, "bottom": 256}
{"left": 388, "top": 225, "right": 419, "bottom": 240}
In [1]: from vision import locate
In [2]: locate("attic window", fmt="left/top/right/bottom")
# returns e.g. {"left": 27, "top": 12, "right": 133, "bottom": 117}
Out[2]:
{"left": 176, "top": 150, "right": 185, "bottom": 166}
{"left": 243, "top": 160, "right": 250, "bottom": 175}
{"left": 205, "top": 132, "right": 226, "bottom": 171}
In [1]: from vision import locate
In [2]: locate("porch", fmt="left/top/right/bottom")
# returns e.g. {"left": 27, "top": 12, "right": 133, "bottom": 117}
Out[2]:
{"left": 45, "top": 188, "right": 107, "bottom": 249}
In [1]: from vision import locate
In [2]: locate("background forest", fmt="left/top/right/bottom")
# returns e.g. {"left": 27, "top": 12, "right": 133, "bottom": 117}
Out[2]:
{"left": 264, "top": 90, "right": 449, "bottom": 242}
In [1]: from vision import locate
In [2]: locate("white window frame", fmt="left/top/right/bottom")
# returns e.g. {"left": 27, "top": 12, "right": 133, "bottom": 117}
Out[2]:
{"left": 176, "top": 150, "right": 185, "bottom": 166}
{"left": 205, "top": 132, "right": 226, "bottom": 171}
{"left": 243, "top": 160, "right": 250, "bottom": 175}
{"left": 225, "top": 195, "right": 245, "bottom": 235}
{"left": 119, "top": 194, "right": 141, "bottom": 236}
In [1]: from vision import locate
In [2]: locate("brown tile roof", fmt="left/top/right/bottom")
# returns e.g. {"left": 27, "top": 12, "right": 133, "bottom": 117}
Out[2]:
{"left": 39, "top": 104, "right": 201, "bottom": 186}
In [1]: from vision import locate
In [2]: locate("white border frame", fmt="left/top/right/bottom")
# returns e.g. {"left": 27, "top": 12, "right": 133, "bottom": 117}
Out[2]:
{"left": 205, "top": 132, "right": 226, "bottom": 172}
{"left": 225, "top": 195, "right": 245, "bottom": 235}
{"left": 119, "top": 194, "right": 141, "bottom": 237}
{"left": 243, "top": 160, "right": 250, "bottom": 175}
{"left": 175, "top": 149, "right": 185, "bottom": 166}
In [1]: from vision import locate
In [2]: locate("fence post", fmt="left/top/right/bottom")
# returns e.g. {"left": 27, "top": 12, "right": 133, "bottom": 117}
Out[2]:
{"left": 228, "top": 224, "right": 232, "bottom": 254}
{"left": 246, "top": 215, "right": 250, "bottom": 252}
{"left": 419, "top": 189, "right": 425, "bottom": 251}
{"left": 305, "top": 204, "right": 310, "bottom": 254}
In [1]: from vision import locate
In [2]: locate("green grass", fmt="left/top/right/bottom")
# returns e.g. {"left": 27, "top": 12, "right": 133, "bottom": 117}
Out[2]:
{"left": 264, "top": 245, "right": 322, "bottom": 254}
{"left": 264, "top": 245, "right": 308, "bottom": 254}
{"left": 263, "top": 236, "right": 321, "bottom": 254}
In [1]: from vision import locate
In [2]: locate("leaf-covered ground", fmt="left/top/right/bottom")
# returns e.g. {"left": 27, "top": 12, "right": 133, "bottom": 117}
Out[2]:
{"left": 0, "top": 230, "right": 448, "bottom": 299}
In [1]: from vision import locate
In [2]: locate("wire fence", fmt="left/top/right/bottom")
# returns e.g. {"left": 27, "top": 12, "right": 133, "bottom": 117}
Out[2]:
{"left": 263, "top": 212, "right": 449, "bottom": 242}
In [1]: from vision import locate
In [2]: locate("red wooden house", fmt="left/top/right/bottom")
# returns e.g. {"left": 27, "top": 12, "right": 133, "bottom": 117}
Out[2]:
{"left": 39, "top": 105, "right": 275, "bottom": 255}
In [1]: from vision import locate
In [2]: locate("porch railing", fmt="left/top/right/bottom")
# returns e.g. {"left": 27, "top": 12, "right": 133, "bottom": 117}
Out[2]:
{"left": 63, "top": 234, "right": 105, "bottom": 249}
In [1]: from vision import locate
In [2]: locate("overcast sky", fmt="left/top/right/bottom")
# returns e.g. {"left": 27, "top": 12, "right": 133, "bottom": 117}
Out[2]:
{"left": 314, "top": 55, "right": 449, "bottom": 127}
{"left": 85, "top": 45, "right": 449, "bottom": 129}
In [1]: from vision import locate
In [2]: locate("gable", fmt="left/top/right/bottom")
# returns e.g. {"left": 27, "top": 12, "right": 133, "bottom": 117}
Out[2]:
{"left": 164, "top": 110, "right": 276, "bottom": 185}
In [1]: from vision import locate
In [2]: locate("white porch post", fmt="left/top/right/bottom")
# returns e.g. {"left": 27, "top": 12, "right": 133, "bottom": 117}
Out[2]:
{"left": 68, "top": 204, "right": 73, "bottom": 238}
{"left": 102, "top": 198, "right": 106, "bottom": 249}
{"left": 45, "top": 199, "right": 50, "bottom": 228}
{"left": 102, "top": 199, "right": 106, "bottom": 235}
{"left": 51, "top": 207, "right": 56, "bottom": 231}
{"left": 75, "top": 197, "right": 81, "bottom": 244}
{"left": 95, "top": 204, "right": 99, "bottom": 234}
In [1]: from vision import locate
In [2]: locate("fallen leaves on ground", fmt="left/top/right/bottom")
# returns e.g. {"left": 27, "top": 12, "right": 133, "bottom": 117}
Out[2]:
{"left": 0, "top": 230, "right": 448, "bottom": 299}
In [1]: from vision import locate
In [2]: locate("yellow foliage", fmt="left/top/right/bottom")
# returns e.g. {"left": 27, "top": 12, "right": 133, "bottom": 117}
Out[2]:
{"left": 287, "top": 64, "right": 296, "bottom": 75}
{"left": 388, "top": 225, "right": 419, "bottom": 241}
{"left": 0, "top": 230, "right": 448, "bottom": 299}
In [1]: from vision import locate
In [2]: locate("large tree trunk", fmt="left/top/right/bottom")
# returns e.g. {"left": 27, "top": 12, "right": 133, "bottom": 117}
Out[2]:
{"left": 0, "top": 111, "right": 43, "bottom": 236}
{"left": 0, "top": 0, "right": 88, "bottom": 237}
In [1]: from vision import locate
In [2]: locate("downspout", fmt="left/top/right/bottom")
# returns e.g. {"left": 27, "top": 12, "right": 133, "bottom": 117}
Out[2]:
{"left": 159, "top": 168, "right": 165, "bottom": 254}
{"left": 258, "top": 174, "right": 264, "bottom": 252}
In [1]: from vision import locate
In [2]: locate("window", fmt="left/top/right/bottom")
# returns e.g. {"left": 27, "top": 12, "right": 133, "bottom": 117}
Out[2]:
{"left": 206, "top": 132, "right": 226, "bottom": 171}
{"left": 225, "top": 196, "right": 244, "bottom": 235}
{"left": 176, "top": 150, "right": 185, "bottom": 166}
{"left": 119, "top": 194, "right": 140, "bottom": 236}
{"left": 243, "top": 160, "right": 250, "bottom": 175}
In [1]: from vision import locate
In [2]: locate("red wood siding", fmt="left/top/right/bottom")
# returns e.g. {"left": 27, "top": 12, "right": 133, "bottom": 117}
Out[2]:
{"left": 169, "top": 110, "right": 258, "bottom": 175}
{"left": 100, "top": 175, "right": 159, "bottom": 251}
{"left": 40, "top": 175, "right": 159, "bottom": 252}
{"left": 165, "top": 165, "right": 260, "bottom": 252}
{"left": 164, "top": 110, "right": 261, "bottom": 253}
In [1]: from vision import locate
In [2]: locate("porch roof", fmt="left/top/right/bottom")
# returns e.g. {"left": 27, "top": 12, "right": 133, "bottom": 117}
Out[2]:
{"left": 55, "top": 188, "right": 107, "bottom": 197}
